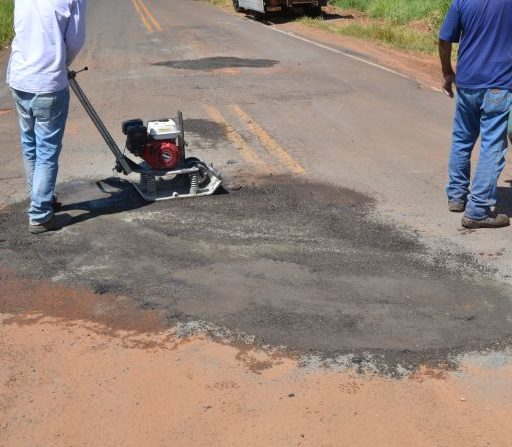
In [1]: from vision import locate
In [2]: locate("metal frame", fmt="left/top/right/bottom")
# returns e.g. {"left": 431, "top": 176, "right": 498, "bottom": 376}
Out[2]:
{"left": 68, "top": 69, "right": 222, "bottom": 201}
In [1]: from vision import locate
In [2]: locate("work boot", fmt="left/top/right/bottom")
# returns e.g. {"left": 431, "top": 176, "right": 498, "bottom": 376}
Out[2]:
{"left": 448, "top": 201, "right": 466, "bottom": 213}
{"left": 461, "top": 214, "right": 510, "bottom": 229}
{"left": 29, "top": 213, "right": 72, "bottom": 234}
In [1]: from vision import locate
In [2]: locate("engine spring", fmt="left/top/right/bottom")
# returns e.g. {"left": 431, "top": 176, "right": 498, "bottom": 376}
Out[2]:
{"left": 190, "top": 173, "right": 198, "bottom": 195}
{"left": 141, "top": 174, "right": 157, "bottom": 197}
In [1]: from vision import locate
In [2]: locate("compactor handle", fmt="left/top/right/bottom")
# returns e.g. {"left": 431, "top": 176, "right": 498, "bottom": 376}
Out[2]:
{"left": 68, "top": 66, "right": 89, "bottom": 79}
{"left": 67, "top": 66, "right": 133, "bottom": 175}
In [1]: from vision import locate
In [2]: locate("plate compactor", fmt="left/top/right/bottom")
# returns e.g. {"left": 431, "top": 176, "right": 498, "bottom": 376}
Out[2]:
{"left": 68, "top": 68, "right": 222, "bottom": 201}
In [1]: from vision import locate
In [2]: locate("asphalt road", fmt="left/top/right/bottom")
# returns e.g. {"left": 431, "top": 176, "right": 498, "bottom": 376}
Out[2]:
{"left": 1, "top": 0, "right": 512, "bottom": 371}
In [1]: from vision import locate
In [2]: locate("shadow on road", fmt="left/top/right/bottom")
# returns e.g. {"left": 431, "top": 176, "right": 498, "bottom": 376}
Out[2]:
{"left": 497, "top": 180, "right": 512, "bottom": 217}
{"left": 323, "top": 12, "right": 355, "bottom": 21}
{"left": 58, "top": 178, "right": 149, "bottom": 226}
{"left": 58, "top": 178, "right": 229, "bottom": 227}
{"left": 258, "top": 11, "right": 353, "bottom": 25}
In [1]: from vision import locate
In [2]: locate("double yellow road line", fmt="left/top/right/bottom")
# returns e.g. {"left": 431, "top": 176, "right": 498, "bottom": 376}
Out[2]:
{"left": 230, "top": 105, "right": 305, "bottom": 175}
{"left": 129, "top": 0, "right": 302, "bottom": 174}
{"left": 206, "top": 106, "right": 269, "bottom": 171}
{"left": 132, "top": 0, "right": 162, "bottom": 32}
{"left": 206, "top": 105, "right": 305, "bottom": 175}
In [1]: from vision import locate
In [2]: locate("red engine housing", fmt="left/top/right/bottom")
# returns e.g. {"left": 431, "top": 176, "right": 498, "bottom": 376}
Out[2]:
{"left": 141, "top": 139, "right": 181, "bottom": 170}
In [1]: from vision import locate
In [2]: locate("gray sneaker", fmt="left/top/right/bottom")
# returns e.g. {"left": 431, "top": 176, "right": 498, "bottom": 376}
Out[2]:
{"left": 461, "top": 214, "right": 510, "bottom": 229}
{"left": 29, "top": 213, "right": 72, "bottom": 234}
{"left": 448, "top": 201, "right": 466, "bottom": 213}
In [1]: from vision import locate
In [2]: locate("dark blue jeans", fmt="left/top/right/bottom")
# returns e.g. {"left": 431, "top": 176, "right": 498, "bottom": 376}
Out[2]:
{"left": 447, "top": 88, "right": 512, "bottom": 220}
{"left": 11, "top": 88, "right": 70, "bottom": 224}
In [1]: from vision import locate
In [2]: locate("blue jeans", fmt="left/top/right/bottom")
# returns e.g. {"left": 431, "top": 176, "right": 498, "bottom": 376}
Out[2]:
{"left": 11, "top": 88, "right": 70, "bottom": 224}
{"left": 509, "top": 107, "right": 512, "bottom": 143}
{"left": 447, "top": 88, "right": 512, "bottom": 220}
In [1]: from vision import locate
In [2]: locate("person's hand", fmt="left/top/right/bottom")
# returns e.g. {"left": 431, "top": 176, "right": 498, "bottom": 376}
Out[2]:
{"left": 443, "top": 72, "right": 456, "bottom": 98}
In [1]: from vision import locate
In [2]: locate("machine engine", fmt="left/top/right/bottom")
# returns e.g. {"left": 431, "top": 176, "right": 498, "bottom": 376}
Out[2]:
{"left": 122, "top": 118, "right": 181, "bottom": 170}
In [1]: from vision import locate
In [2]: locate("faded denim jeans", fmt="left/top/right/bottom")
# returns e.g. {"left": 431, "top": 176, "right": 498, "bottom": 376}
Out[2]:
{"left": 11, "top": 88, "right": 70, "bottom": 224}
{"left": 509, "top": 104, "right": 512, "bottom": 143}
{"left": 446, "top": 88, "right": 512, "bottom": 220}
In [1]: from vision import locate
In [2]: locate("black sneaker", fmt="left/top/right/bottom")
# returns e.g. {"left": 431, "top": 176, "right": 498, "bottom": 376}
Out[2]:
{"left": 461, "top": 214, "right": 510, "bottom": 229}
{"left": 448, "top": 201, "right": 466, "bottom": 213}
{"left": 29, "top": 213, "right": 72, "bottom": 234}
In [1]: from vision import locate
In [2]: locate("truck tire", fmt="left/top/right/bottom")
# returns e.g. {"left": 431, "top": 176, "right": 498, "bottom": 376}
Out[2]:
{"left": 253, "top": 10, "right": 267, "bottom": 21}
{"left": 305, "top": 5, "right": 322, "bottom": 17}
{"left": 232, "top": 0, "right": 244, "bottom": 12}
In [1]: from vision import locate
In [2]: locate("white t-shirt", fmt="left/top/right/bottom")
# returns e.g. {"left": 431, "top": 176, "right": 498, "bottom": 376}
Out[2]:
{"left": 7, "top": 0, "right": 87, "bottom": 93}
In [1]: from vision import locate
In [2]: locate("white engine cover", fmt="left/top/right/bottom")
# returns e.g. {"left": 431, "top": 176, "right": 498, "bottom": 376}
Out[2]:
{"left": 147, "top": 119, "right": 180, "bottom": 140}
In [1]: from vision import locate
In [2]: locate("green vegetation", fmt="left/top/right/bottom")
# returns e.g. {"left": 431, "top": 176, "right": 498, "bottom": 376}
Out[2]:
{"left": 208, "top": 0, "right": 452, "bottom": 53}
{"left": 210, "top": 0, "right": 453, "bottom": 54}
{"left": 0, "top": 0, "right": 14, "bottom": 48}
{"left": 299, "top": 17, "right": 438, "bottom": 53}
{"left": 298, "top": 0, "right": 452, "bottom": 53}
{"left": 332, "top": 0, "right": 450, "bottom": 25}
{"left": 208, "top": 0, "right": 231, "bottom": 7}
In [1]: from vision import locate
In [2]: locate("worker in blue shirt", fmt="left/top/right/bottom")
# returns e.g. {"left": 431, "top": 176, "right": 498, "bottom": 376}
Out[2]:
{"left": 440, "top": 0, "right": 512, "bottom": 229}
{"left": 7, "top": 0, "right": 87, "bottom": 234}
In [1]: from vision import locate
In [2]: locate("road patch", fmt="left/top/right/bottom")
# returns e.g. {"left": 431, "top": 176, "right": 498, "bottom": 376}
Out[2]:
{"left": 151, "top": 57, "right": 279, "bottom": 70}
{"left": 1, "top": 178, "right": 512, "bottom": 373}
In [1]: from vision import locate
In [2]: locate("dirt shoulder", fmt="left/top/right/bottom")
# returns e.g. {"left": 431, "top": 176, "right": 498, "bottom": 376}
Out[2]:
{"left": 1, "top": 262, "right": 511, "bottom": 446}
{"left": 1, "top": 274, "right": 512, "bottom": 446}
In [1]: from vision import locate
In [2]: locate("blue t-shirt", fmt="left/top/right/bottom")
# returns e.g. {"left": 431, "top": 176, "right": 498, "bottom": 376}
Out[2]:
{"left": 439, "top": 0, "right": 512, "bottom": 90}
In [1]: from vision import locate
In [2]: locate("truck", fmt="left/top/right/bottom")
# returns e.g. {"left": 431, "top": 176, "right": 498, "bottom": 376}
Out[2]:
{"left": 233, "top": 0, "right": 326, "bottom": 19}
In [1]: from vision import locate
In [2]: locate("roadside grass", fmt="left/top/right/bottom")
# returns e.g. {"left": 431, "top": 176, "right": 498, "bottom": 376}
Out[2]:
{"left": 332, "top": 0, "right": 450, "bottom": 25}
{"left": 0, "top": 0, "right": 13, "bottom": 48}
{"left": 208, "top": 0, "right": 451, "bottom": 54}
{"left": 309, "top": 0, "right": 451, "bottom": 53}
{"left": 209, "top": 0, "right": 232, "bottom": 7}
{"left": 297, "top": 16, "right": 439, "bottom": 53}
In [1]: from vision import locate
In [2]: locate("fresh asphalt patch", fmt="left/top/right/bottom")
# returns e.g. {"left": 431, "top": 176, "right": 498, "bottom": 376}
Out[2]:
{"left": 1, "top": 178, "right": 512, "bottom": 373}
{"left": 151, "top": 57, "right": 279, "bottom": 70}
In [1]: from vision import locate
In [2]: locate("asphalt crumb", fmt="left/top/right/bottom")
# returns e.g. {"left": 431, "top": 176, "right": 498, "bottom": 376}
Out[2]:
{"left": 1, "top": 178, "right": 512, "bottom": 373}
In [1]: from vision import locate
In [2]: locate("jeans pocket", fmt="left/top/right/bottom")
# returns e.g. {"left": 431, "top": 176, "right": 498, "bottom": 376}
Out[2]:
{"left": 33, "top": 94, "right": 58, "bottom": 121}
{"left": 483, "top": 89, "right": 511, "bottom": 115}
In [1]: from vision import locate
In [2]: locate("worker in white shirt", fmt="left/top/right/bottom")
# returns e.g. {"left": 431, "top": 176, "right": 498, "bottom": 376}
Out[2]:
{"left": 7, "top": 0, "right": 87, "bottom": 234}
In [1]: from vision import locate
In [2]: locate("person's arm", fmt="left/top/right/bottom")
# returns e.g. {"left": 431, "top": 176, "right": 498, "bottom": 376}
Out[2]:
{"left": 438, "top": 1, "right": 461, "bottom": 98}
{"left": 66, "top": 0, "right": 87, "bottom": 66}
{"left": 439, "top": 40, "right": 455, "bottom": 97}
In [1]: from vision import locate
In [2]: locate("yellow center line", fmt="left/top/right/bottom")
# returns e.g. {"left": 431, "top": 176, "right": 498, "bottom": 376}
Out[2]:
{"left": 132, "top": 0, "right": 153, "bottom": 32}
{"left": 205, "top": 105, "right": 272, "bottom": 172}
{"left": 230, "top": 105, "right": 306, "bottom": 175}
{"left": 135, "top": 0, "right": 162, "bottom": 32}
{"left": 132, "top": 0, "right": 162, "bottom": 33}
